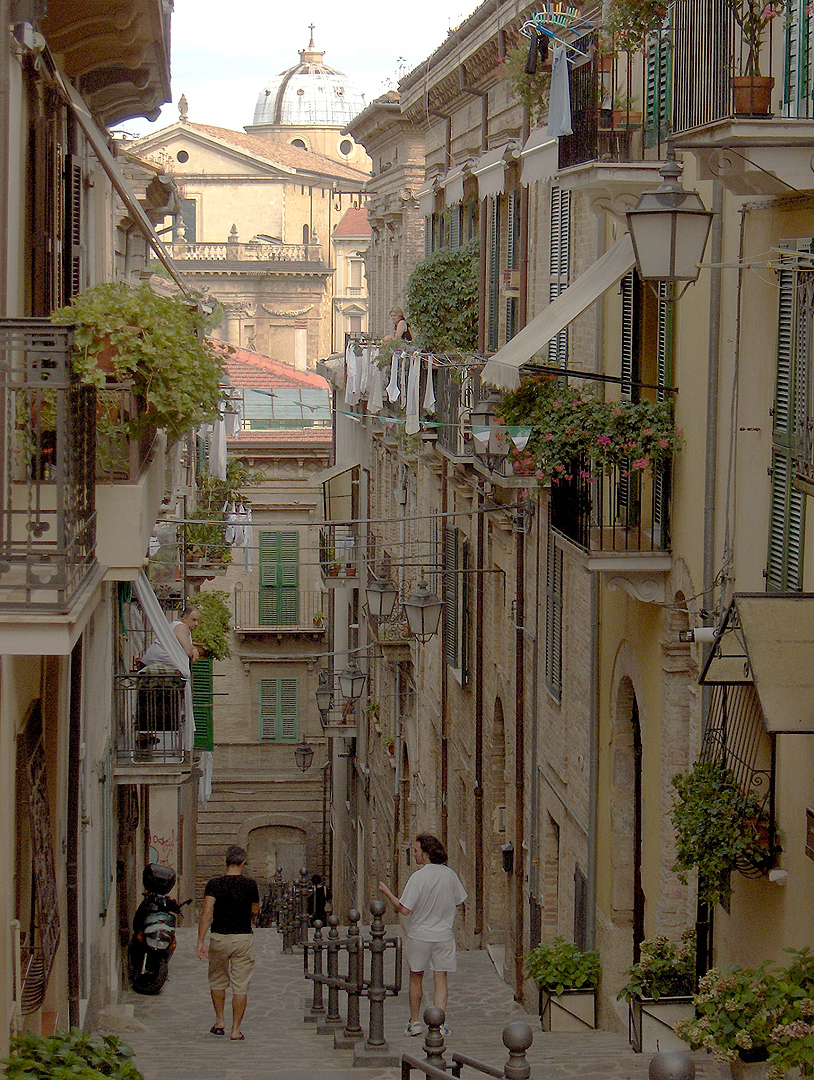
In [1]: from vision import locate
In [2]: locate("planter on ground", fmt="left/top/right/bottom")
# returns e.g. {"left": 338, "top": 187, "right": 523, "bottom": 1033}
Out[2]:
{"left": 539, "top": 987, "right": 597, "bottom": 1031}
{"left": 629, "top": 995, "right": 694, "bottom": 1053}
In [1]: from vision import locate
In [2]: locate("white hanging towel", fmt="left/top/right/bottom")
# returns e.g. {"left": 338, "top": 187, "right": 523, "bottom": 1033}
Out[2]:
{"left": 399, "top": 352, "right": 407, "bottom": 408}
{"left": 208, "top": 415, "right": 227, "bottom": 481}
{"left": 405, "top": 354, "right": 420, "bottom": 434}
{"left": 359, "top": 347, "right": 370, "bottom": 395}
{"left": 386, "top": 353, "right": 400, "bottom": 403}
{"left": 224, "top": 391, "right": 242, "bottom": 437}
{"left": 423, "top": 355, "right": 436, "bottom": 414}
{"left": 547, "top": 44, "right": 573, "bottom": 138}
{"left": 345, "top": 344, "right": 360, "bottom": 405}
{"left": 367, "top": 352, "right": 384, "bottom": 413}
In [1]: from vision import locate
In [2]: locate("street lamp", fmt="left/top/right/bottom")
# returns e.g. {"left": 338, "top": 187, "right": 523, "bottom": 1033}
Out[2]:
{"left": 315, "top": 670, "right": 333, "bottom": 720}
{"left": 365, "top": 574, "right": 399, "bottom": 620}
{"left": 338, "top": 659, "right": 367, "bottom": 702}
{"left": 625, "top": 149, "right": 713, "bottom": 298}
{"left": 294, "top": 741, "right": 315, "bottom": 772}
{"left": 470, "top": 391, "right": 510, "bottom": 466}
{"left": 403, "top": 580, "right": 444, "bottom": 642}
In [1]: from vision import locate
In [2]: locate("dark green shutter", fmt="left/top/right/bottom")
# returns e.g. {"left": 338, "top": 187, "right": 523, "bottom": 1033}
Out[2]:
{"left": 488, "top": 196, "right": 501, "bottom": 351}
{"left": 259, "top": 531, "right": 299, "bottom": 625}
{"left": 444, "top": 526, "right": 459, "bottom": 668}
{"left": 449, "top": 205, "right": 462, "bottom": 250}
{"left": 192, "top": 657, "right": 214, "bottom": 751}
{"left": 259, "top": 677, "right": 299, "bottom": 742}
{"left": 783, "top": 0, "right": 812, "bottom": 117}
{"left": 545, "top": 518, "right": 563, "bottom": 700}
{"left": 64, "top": 154, "right": 82, "bottom": 302}
{"left": 644, "top": 23, "right": 672, "bottom": 148}
{"left": 549, "top": 187, "right": 570, "bottom": 365}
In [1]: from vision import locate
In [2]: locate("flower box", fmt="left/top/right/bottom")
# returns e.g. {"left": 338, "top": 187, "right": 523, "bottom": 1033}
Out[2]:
{"left": 539, "top": 987, "right": 597, "bottom": 1031}
{"left": 629, "top": 995, "right": 694, "bottom": 1054}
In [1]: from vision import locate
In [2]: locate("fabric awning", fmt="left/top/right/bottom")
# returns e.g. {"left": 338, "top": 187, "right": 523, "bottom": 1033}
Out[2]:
{"left": 53, "top": 73, "right": 191, "bottom": 297}
{"left": 417, "top": 179, "right": 438, "bottom": 217}
{"left": 701, "top": 593, "right": 814, "bottom": 733}
{"left": 481, "top": 234, "right": 636, "bottom": 390}
{"left": 442, "top": 165, "right": 469, "bottom": 207}
{"left": 521, "top": 128, "right": 559, "bottom": 187}
{"left": 473, "top": 146, "right": 512, "bottom": 200}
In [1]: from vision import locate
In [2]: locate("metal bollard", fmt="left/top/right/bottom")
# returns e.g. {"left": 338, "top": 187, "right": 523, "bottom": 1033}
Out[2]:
{"left": 305, "top": 920, "right": 325, "bottom": 1021}
{"left": 423, "top": 1006, "right": 447, "bottom": 1072}
{"left": 343, "top": 909, "right": 363, "bottom": 1040}
{"left": 502, "top": 1021, "right": 533, "bottom": 1080}
{"left": 366, "top": 899, "right": 388, "bottom": 1049}
{"left": 323, "top": 914, "right": 343, "bottom": 1027}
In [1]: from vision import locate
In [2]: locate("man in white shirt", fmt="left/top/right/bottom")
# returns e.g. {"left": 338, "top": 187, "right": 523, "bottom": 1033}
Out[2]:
{"left": 379, "top": 833, "right": 467, "bottom": 1037}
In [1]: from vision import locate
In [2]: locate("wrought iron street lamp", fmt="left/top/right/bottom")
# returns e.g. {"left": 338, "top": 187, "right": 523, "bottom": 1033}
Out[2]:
{"left": 315, "top": 670, "right": 333, "bottom": 719}
{"left": 470, "top": 391, "right": 510, "bottom": 466}
{"left": 294, "top": 741, "right": 315, "bottom": 772}
{"left": 365, "top": 575, "right": 399, "bottom": 620}
{"left": 403, "top": 580, "right": 444, "bottom": 642}
{"left": 338, "top": 659, "right": 367, "bottom": 702}
{"left": 626, "top": 149, "right": 713, "bottom": 298}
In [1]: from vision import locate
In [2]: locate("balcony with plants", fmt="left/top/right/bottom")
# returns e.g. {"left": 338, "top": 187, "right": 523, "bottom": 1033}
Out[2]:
{"left": 319, "top": 524, "right": 359, "bottom": 583}
{"left": 495, "top": 375, "right": 678, "bottom": 565}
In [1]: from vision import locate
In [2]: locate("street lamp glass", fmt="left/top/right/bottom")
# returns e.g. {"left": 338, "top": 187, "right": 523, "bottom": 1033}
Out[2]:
{"left": 366, "top": 575, "right": 399, "bottom": 619}
{"left": 470, "top": 392, "right": 509, "bottom": 458}
{"left": 403, "top": 580, "right": 444, "bottom": 642}
{"left": 338, "top": 661, "right": 367, "bottom": 702}
{"left": 294, "top": 741, "right": 314, "bottom": 771}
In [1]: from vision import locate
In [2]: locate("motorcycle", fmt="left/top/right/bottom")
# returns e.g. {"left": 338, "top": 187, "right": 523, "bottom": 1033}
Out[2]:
{"left": 128, "top": 863, "right": 191, "bottom": 994}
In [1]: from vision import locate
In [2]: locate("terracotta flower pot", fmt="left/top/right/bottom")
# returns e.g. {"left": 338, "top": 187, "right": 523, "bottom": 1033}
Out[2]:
{"left": 731, "top": 76, "right": 774, "bottom": 116}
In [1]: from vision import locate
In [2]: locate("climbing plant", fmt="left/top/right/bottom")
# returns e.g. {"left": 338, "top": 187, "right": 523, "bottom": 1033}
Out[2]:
{"left": 406, "top": 239, "right": 479, "bottom": 352}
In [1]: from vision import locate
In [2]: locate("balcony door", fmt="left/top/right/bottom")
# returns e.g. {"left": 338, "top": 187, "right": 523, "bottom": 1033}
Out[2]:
{"left": 259, "top": 531, "right": 299, "bottom": 625}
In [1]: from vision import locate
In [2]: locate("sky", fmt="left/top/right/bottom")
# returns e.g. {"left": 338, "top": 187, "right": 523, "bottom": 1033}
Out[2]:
{"left": 118, "top": 0, "right": 472, "bottom": 138}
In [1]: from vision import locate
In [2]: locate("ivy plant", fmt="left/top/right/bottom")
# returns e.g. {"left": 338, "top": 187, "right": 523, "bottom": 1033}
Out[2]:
{"left": 525, "top": 937, "right": 600, "bottom": 993}
{"left": 406, "top": 239, "right": 479, "bottom": 352}
{"left": 191, "top": 590, "right": 232, "bottom": 661}
{"left": 3, "top": 1028, "right": 144, "bottom": 1079}
{"left": 501, "top": 40, "right": 552, "bottom": 123}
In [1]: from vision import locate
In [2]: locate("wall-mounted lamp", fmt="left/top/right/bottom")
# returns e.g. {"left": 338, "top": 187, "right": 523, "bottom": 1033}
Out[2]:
{"left": 501, "top": 841, "right": 515, "bottom": 874}
{"left": 315, "top": 670, "right": 333, "bottom": 719}
{"left": 294, "top": 741, "right": 315, "bottom": 772}
{"left": 366, "top": 575, "right": 399, "bottom": 620}
{"left": 403, "top": 580, "right": 444, "bottom": 642}
{"left": 471, "top": 391, "right": 510, "bottom": 467}
{"left": 625, "top": 149, "right": 713, "bottom": 300}
{"left": 338, "top": 659, "right": 367, "bottom": 702}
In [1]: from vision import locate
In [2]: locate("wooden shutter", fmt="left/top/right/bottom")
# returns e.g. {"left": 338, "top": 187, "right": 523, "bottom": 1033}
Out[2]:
{"left": 544, "top": 519, "right": 563, "bottom": 700}
{"left": 506, "top": 191, "right": 520, "bottom": 343}
{"left": 192, "top": 656, "right": 214, "bottom": 751}
{"left": 488, "top": 196, "right": 501, "bottom": 351}
{"left": 460, "top": 538, "right": 470, "bottom": 686}
{"left": 259, "top": 531, "right": 299, "bottom": 625}
{"left": 548, "top": 187, "right": 570, "bottom": 365}
{"left": 443, "top": 526, "right": 459, "bottom": 668}
{"left": 63, "top": 154, "right": 82, "bottom": 302}
{"left": 259, "top": 678, "right": 298, "bottom": 742}
{"left": 449, "top": 205, "right": 462, "bottom": 250}
{"left": 783, "top": 0, "right": 813, "bottom": 118}
{"left": 644, "top": 23, "right": 672, "bottom": 148}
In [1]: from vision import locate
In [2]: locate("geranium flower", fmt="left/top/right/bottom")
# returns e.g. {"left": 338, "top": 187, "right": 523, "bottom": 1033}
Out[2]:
{"left": 596, "top": 435, "right": 612, "bottom": 446}
{"left": 633, "top": 456, "right": 650, "bottom": 471}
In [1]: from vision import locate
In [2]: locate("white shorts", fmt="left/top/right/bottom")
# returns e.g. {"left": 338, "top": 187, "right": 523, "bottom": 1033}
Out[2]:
{"left": 406, "top": 936, "right": 457, "bottom": 973}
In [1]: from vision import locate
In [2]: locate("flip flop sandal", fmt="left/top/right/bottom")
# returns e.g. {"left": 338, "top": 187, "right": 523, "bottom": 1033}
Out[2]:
{"left": 231, "top": 1034, "right": 245, "bottom": 1041}
{"left": 209, "top": 1026, "right": 225, "bottom": 1036}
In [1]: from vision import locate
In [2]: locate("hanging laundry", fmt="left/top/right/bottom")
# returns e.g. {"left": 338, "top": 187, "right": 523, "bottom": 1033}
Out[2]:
{"left": 367, "top": 351, "right": 384, "bottom": 413}
{"left": 208, "top": 415, "right": 227, "bottom": 481}
{"left": 399, "top": 352, "right": 407, "bottom": 408}
{"left": 386, "top": 353, "right": 400, "bottom": 403}
{"left": 359, "top": 346, "right": 370, "bottom": 395}
{"left": 346, "top": 343, "right": 360, "bottom": 405}
{"left": 547, "top": 43, "right": 573, "bottom": 138}
{"left": 224, "top": 501, "right": 238, "bottom": 545}
{"left": 423, "top": 355, "right": 436, "bottom": 414}
{"left": 224, "top": 391, "right": 242, "bottom": 437}
{"left": 406, "top": 354, "right": 420, "bottom": 435}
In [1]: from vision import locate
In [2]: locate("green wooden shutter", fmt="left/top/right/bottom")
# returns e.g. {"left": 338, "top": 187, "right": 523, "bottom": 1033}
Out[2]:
{"left": 259, "top": 531, "right": 299, "bottom": 625}
{"left": 506, "top": 191, "right": 520, "bottom": 343}
{"left": 449, "top": 205, "right": 462, "bottom": 250}
{"left": 644, "top": 23, "right": 672, "bottom": 148}
{"left": 545, "top": 518, "right": 563, "bottom": 700}
{"left": 488, "top": 196, "right": 501, "bottom": 351}
{"left": 63, "top": 154, "right": 82, "bottom": 302}
{"left": 192, "top": 656, "right": 214, "bottom": 751}
{"left": 99, "top": 750, "right": 113, "bottom": 916}
{"left": 258, "top": 678, "right": 299, "bottom": 742}
{"left": 548, "top": 187, "right": 570, "bottom": 365}
{"left": 443, "top": 526, "right": 459, "bottom": 668}
{"left": 653, "top": 282, "right": 673, "bottom": 543}
{"left": 783, "top": 0, "right": 813, "bottom": 117}
{"left": 460, "top": 538, "right": 470, "bottom": 686}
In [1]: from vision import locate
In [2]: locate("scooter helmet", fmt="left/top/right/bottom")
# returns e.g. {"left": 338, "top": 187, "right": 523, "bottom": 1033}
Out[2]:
{"left": 142, "top": 863, "right": 176, "bottom": 895}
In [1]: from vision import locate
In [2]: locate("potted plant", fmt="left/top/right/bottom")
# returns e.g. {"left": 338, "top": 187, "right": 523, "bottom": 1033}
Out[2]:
{"left": 619, "top": 929, "right": 696, "bottom": 1053}
{"left": 611, "top": 90, "right": 643, "bottom": 128}
{"left": 671, "top": 759, "right": 775, "bottom": 908}
{"left": 313, "top": 611, "right": 325, "bottom": 628}
{"left": 526, "top": 937, "right": 601, "bottom": 1031}
{"left": 727, "top": 0, "right": 784, "bottom": 115}
{"left": 3, "top": 1029, "right": 144, "bottom": 1079}
{"left": 190, "top": 590, "right": 232, "bottom": 661}
{"left": 51, "top": 281, "right": 223, "bottom": 440}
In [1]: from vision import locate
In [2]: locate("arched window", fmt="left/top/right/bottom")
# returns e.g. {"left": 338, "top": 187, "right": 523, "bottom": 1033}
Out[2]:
{"left": 302, "top": 225, "right": 309, "bottom": 245}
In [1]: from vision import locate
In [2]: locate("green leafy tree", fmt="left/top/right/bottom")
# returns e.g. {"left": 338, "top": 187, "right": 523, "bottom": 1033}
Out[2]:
{"left": 406, "top": 239, "right": 479, "bottom": 351}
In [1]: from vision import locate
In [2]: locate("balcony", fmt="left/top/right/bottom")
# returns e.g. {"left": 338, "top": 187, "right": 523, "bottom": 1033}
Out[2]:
{"left": 551, "top": 458, "right": 672, "bottom": 599}
{"left": 112, "top": 671, "right": 192, "bottom": 784}
{"left": 0, "top": 321, "right": 98, "bottom": 615}
{"left": 319, "top": 524, "right": 359, "bottom": 584}
{"left": 168, "top": 241, "right": 325, "bottom": 265}
{"left": 233, "top": 586, "right": 327, "bottom": 634}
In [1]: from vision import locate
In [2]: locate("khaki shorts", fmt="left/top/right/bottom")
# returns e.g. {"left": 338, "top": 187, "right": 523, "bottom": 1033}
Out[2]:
{"left": 406, "top": 936, "right": 457, "bottom": 973}
{"left": 208, "top": 933, "right": 255, "bottom": 994}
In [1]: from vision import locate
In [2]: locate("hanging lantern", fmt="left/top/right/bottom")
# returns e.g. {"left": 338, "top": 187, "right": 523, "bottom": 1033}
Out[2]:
{"left": 403, "top": 580, "right": 444, "bottom": 642}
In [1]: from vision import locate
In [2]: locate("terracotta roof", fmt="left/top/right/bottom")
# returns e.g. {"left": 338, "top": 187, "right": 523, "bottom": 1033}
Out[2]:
{"left": 220, "top": 347, "right": 329, "bottom": 391}
{"left": 184, "top": 123, "right": 369, "bottom": 184}
{"left": 228, "top": 427, "right": 332, "bottom": 446}
{"left": 333, "top": 206, "right": 371, "bottom": 239}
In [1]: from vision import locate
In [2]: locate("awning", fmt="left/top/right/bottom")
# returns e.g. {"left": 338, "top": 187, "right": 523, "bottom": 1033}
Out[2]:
{"left": 417, "top": 179, "right": 438, "bottom": 217}
{"left": 52, "top": 73, "right": 191, "bottom": 297}
{"left": 481, "top": 233, "right": 636, "bottom": 390}
{"left": 473, "top": 146, "right": 516, "bottom": 200}
{"left": 520, "top": 128, "right": 558, "bottom": 187}
{"left": 701, "top": 593, "right": 814, "bottom": 733}
{"left": 442, "top": 164, "right": 469, "bottom": 207}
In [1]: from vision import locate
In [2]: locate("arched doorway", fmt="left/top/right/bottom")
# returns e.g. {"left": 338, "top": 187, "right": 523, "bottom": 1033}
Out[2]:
{"left": 610, "top": 677, "right": 644, "bottom": 962}
{"left": 246, "top": 824, "right": 306, "bottom": 889}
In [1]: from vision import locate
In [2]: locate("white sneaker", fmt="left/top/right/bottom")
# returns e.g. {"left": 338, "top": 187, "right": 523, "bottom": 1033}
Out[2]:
{"left": 441, "top": 1025, "right": 451, "bottom": 1037}
{"left": 405, "top": 1020, "right": 422, "bottom": 1037}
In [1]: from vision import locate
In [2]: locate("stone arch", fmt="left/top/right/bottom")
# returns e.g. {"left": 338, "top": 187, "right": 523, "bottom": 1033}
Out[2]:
{"left": 609, "top": 674, "right": 641, "bottom": 943}
{"left": 238, "top": 816, "right": 310, "bottom": 889}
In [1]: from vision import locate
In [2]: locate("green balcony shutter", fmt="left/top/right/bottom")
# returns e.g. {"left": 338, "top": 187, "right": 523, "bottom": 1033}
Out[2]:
{"left": 259, "top": 677, "right": 299, "bottom": 742}
{"left": 548, "top": 187, "right": 570, "bottom": 365}
{"left": 644, "top": 24, "right": 672, "bottom": 148}
{"left": 192, "top": 656, "right": 214, "bottom": 751}
{"left": 488, "top": 195, "right": 501, "bottom": 351}
{"left": 444, "top": 526, "right": 459, "bottom": 668}
{"left": 259, "top": 530, "right": 299, "bottom": 625}
{"left": 783, "top": 0, "right": 813, "bottom": 117}
{"left": 544, "top": 518, "right": 563, "bottom": 701}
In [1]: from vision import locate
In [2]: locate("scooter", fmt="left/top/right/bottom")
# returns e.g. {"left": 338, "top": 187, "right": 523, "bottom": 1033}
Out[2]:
{"left": 128, "top": 863, "right": 191, "bottom": 994}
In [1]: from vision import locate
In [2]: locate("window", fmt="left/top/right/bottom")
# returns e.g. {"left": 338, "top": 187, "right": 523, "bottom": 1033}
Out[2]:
{"left": 259, "top": 678, "right": 298, "bottom": 742}
{"left": 339, "top": 138, "right": 353, "bottom": 156}
{"left": 449, "top": 204, "right": 463, "bottom": 250}
{"left": 548, "top": 187, "right": 570, "bottom": 365}
{"left": 259, "top": 531, "right": 299, "bottom": 624}
{"left": 783, "top": 0, "right": 814, "bottom": 117}
{"left": 303, "top": 224, "right": 310, "bottom": 245}
{"left": 292, "top": 138, "right": 307, "bottom": 149}
{"left": 179, "top": 198, "right": 197, "bottom": 243}
{"left": 544, "top": 515, "right": 563, "bottom": 700}
{"left": 349, "top": 259, "right": 363, "bottom": 288}
{"left": 767, "top": 241, "right": 811, "bottom": 589}
{"left": 176, "top": 149, "right": 189, "bottom": 164}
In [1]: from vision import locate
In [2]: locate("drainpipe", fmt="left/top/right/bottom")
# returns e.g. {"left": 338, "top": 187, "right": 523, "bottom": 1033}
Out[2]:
{"left": 586, "top": 574, "right": 599, "bottom": 950}
{"left": 474, "top": 485, "right": 485, "bottom": 939}
{"left": 528, "top": 498, "right": 541, "bottom": 906}
{"left": 441, "top": 458, "right": 449, "bottom": 845}
{"left": 0, "top": 0, "right": 9, "bottom": 315}
{"left": 514, "top": 508, "right": 526, "bottom": 999}
{"left": 67, "top": 639, "right": 83, "bottom": 1027}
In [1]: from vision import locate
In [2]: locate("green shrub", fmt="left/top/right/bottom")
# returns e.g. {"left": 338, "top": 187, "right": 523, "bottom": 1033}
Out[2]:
{"left": 525, "top": 937, "right": 600, "bottom": 993}
{"left": 3, "top": 1028, "right": 143, "bottom": 1079}
{"left": 406, "top": 239, "right": 479, "bottom": 352}
{"left": 618, "top": 928, "right": 696, "bottom": 1001}
{"left": 192, "top": 590, "right": 232, "bottom": 661}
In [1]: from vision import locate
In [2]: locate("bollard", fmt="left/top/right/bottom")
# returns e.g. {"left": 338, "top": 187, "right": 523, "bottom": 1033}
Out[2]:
{"left": 366, "top": 899, "right": 388, "bottom": 1049}
{"left": 423, "top": 1006, "right": 447, "bottom": 1072}
{"left": 320, "top": 914, "right": 343, "bottom": 1029}
{"left": 343, "top": 909, "right": 363, "bottom": 1040}
{"left": 649, "top": 1051, "right": 695, "bottom": 1080}
{"left": 502, "top": 1021, "right": 534, "bottom": 1080}
{"left": 304, "top": 920, "right": 325, "bottom": 1022}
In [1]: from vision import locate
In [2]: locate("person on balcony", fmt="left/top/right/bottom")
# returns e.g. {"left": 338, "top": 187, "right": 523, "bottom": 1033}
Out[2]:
{"left": 389, "top": 307, "right": 412, "bottom": 341}
{"left": 141, "top": 605, "right": 202, "bottom": 671}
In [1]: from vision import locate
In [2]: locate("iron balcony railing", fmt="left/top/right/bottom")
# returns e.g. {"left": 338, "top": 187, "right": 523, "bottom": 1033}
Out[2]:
{"left": 550, "top": 457, "right": 671, "bottom": 553}
{"left": 233, "top": 585, "right": 327, "bottom": 631}
{"left": 95, "top": 387, "right": 162, "bottom": 483}
{"left": 320, "top": 523, "right": 359, "bottom": 580}
{"left": 114, "top": 670, "right": 190, "bottom": 766}
{"left": 0, "top": 320, "right": 97, "bottom": 612}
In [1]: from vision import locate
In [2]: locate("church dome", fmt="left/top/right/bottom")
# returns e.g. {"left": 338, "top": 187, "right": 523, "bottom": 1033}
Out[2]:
{"left": 253, "top": 31, "right": 366, "bottom": 127}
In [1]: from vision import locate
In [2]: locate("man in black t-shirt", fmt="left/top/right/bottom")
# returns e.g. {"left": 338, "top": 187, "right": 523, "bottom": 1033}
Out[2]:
{"left": 197, "top": 845, "right": 260, "bottom": 1040}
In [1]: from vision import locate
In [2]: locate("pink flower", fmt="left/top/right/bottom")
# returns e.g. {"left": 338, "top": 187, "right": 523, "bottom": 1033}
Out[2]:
{"left": 612, "top": 406, "right": 623, "bottom": 416}
{"left": 535, "top": 470, "right": 546, "bottom": 480}
{"left": 633, "top": 456, "right": 650, "bottom": 471}
{"left": 544, "top": 432, "right": 554, "bottom": 441}
{"left": 658, "top": 437, "right": 670, "bottom": 449}
{"left": 596, "top": 435, "right": 612, "bottom": 447}
{"left": 565, "top": 474, "right": 573, "bottom": 481}
{"left": 555, "top": 463, "right": 565, "bottom": 472}
{"left": 552, "top": 399, "right": 562, "bottom": 408}
{"left": 642, "top": 427, "right": 653, "bottom": 436}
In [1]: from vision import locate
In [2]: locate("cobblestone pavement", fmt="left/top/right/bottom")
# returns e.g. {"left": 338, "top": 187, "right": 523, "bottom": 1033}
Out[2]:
{"left": 105, "top": 927, "right": 725, "bottom": 1080}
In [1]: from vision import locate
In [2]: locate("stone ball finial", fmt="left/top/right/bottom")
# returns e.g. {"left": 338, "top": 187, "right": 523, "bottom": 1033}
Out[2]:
{"left": 649, "top": 1051, "right": 696, "bottom": 1080}
{"left": 370, "top": 898, "right": 386, "bottom": 916}
{"left": 347, "top": 909, "right": 360, "bottom": 924}
{"left": 503, "top": 1021, "right": 533, "bottom": 1053}
{"left": 424, "top": 1006, "right": 445, "bottom": 1028}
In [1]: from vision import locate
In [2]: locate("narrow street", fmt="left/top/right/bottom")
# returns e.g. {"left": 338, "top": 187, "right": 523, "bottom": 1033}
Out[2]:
{"left": 106, "top": 927, "right": 722, "bottom": 1080}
